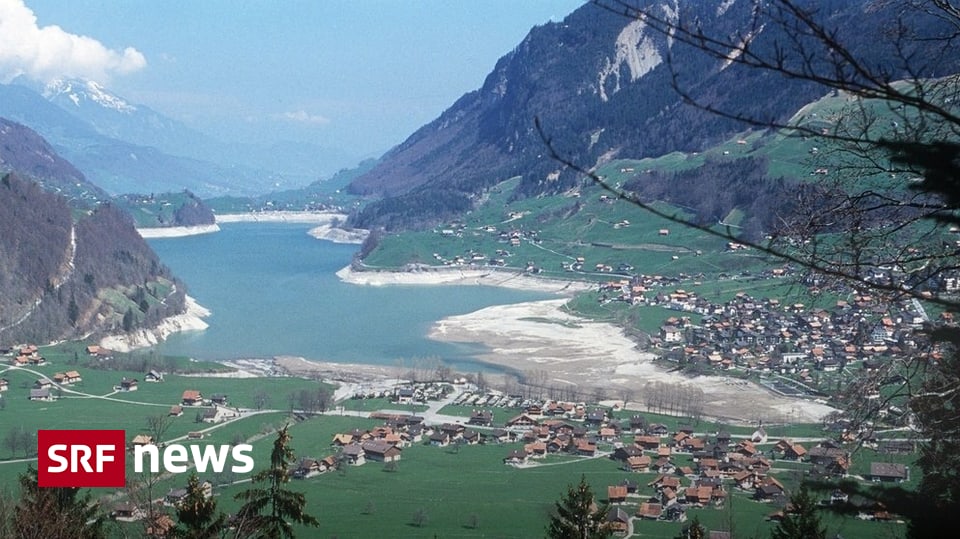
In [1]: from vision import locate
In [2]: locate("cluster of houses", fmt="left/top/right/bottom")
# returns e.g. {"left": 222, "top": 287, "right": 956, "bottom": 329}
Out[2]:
{"left": 598, "top": 275, "right": 936, "bottom": 383}
{"left": 10, "top": 344, "right": 46, "bottom": 366}
{"left": 492, "top": 403, "right": 908, "bottom": 528}
{"left": 174, "top": 390, "right": 240, "bottom": 423}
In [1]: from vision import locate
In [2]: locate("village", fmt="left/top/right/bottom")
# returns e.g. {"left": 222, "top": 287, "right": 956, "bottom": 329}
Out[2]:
{"left": 0, "top": 335, "right": 920, "bottom": 537}
{"left": 278, "top": 380, "right": 914, "bottom": 536}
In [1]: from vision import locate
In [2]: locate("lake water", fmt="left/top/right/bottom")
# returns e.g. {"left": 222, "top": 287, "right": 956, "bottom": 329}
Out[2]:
{"left": 147, "top": 222, "right": 550, "bottom": 371}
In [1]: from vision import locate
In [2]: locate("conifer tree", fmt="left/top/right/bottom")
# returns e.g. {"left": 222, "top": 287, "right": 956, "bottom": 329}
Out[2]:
{"left": 546, "top": 475, "right": 610, "bottom": 539}
{"left": 12, "top": 466, "right": 105, "bottom": 539}
{"left": 771, "top": 484, "right": 826, "bottom": 539}
{"left": 171, "top": 472, "right": 224, "bottom": 539}
{"left": 234, "top": 425, "right": 319, "bottom": 538}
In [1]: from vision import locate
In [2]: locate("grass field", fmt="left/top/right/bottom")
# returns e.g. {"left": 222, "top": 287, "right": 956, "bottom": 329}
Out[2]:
{"left": 0, "top": 354, "right": 917, "bottom": 539}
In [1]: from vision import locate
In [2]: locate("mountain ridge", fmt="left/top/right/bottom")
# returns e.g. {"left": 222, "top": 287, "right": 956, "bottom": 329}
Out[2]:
{"left": 347, "top": 0, "right": 960, "bottom": 230}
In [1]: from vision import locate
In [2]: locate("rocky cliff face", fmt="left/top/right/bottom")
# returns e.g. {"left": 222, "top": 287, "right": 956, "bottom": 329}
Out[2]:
{"left": 348, "top": 0, "right": 960, "bottom": 230}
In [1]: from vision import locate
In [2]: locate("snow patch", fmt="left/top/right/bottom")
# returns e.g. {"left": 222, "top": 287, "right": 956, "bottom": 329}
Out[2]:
{"left": 43, "top": 79, "right": 136, "bottom": 113}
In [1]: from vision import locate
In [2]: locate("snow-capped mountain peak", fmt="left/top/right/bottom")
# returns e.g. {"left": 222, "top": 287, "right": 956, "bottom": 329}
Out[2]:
{"left": 43, "top": 78, "right": 136, "bottom": 113}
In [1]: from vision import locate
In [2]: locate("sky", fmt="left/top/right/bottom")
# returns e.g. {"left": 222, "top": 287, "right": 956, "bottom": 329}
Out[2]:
{"left": 2, "top": 0, "right": 585, "bottom": 163}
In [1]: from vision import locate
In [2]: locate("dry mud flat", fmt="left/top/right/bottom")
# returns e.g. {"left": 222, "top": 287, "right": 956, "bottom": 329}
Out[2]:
{"left": 427, "top": 299, "right": 835, "bottom": 425}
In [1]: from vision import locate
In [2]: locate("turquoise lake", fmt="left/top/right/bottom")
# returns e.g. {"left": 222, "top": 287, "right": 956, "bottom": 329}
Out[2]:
{"left": 147, "top": 222, "right": 550, "bottom": 370}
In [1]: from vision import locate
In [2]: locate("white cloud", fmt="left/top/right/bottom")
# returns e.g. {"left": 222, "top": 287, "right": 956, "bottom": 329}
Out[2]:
{"left": 0, "top": 0, "right": 146, "bottom": 84}
{"left": 279, "top": 110, "right": 330, "bottom": 125}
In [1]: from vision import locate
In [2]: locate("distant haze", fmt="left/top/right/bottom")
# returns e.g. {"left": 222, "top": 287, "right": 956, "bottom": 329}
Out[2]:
{"left": 13, "top": 0, "right": 584, "bottom": 165}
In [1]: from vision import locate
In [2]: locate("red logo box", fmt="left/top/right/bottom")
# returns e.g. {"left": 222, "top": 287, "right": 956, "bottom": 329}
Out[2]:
{"left": 37, "top": 430, "right": 126, "bottom": 488}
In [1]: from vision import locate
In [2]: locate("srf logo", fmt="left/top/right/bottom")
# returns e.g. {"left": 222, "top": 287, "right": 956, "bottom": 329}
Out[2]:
{"left": 38, "top": 430, "right": 126, "bottom": 488}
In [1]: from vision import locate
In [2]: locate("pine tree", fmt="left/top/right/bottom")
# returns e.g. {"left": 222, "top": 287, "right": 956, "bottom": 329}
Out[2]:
{"left": 234, "top": 425, "right": 319, "bottom": 538}
{"left": 546, "top": 475, "right": 611, "bottom": 539}
{"left": 677, "top": 515, "right": 706, "bottom": 539}
{"left": 12, "top": 466, "right": 105, "bottom": 539}
{"left": 771, "top": 484, "right": 826, "bottom": 539}
{"left": 171, "top": 472, "right": 224, "bottom": 539}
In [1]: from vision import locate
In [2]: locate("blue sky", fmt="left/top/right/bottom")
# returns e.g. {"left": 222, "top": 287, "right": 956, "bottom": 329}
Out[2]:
{"left": 5, "top": 0, "right": 585, "bottom": 163}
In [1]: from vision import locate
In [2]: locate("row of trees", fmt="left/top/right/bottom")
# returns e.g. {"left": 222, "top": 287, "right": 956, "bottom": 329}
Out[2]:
{"left": 540, "top": 1, "right": 960, "bottom": 537}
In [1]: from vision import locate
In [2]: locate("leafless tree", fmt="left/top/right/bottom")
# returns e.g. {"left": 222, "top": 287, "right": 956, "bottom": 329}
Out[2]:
{"left": 538, "top": 2, "right": 960, "bottom": 536}
{"left": 145, "top": 413, "right": 173, "bottom": 446}
{"left": 538, "top": 0, "right": 960, "bottom": 310}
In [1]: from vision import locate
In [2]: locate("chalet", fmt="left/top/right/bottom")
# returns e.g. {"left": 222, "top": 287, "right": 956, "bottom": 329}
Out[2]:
{"left": 807, "top": 446, "right": 848, "bottom": 466}
{"left": 524, "top": 442, "right": 548, "bottom": 458}
{"left": 647, "top": 423, "right": 670, "bottom": 436}
{"left": 181, "top": 390, "right": 203, "bottom": 406}
{"left": 648, "top": 474, "right": 682, "bottom": 492}
{"left": 293, "top": 457, "right": 325, "bottom": 478}
{"left": 110, "top": 502, "right": 142, "bottom": 522}
{"left": 468, "top": 410, "right": 493, "bottom": 426}
{"left": 634, "top": 435, "right": 661, "bottom": 449}
{"left": 428, "top": 432, "right": 450, "bottom": 447}
{"left": 209, "top": 394, "right": 228, "bottom": 406}
{"left": 483, "top": 428, "right": 512, "bottom": 444}
{"left": 145, "top": 370, "right": 164, "bottom": 382}
{"left": 119, "top": 377, "right": 139, "bottom": 391}
{"left": 783, "top": 443, "right": 807, "bottom": 461}
{"left": 661, "top": 325, "right": 683, "bottom": 343}
{"left": 332, "top": 433, "right": 354, "bottom": 446}
{"left": 506, "top": 413, "right": 538, "bottom": 427}
{"left": 341, "top": 443, "right": 365, "bottom": 466}
{"left": 64, "top": 370, "right": 82, "bottom": 384}
{"left": 637, "top": 502, "right": 663, "bottom": 520}
{"left": 0, "top": 378, "right": 8, "bottom": 392}
{"left": 733, "top": 471, "right": 757, "bottom": 490}
{"left": 607, "top": 485, "right": 628, "bottom": 504}
{"left": 754, "top": 477, "right": 785, "bottom": 500}
{"left": 584, "top": 408, "right": 607, "bottom": 425}
{"left": 626, "top": 455, "right": 652, "bottom": 472}
{"left": 461, "top": 429, "right": 481, "bottom": 445}
{"left": 130, "top": 434, "right": 154, "bottom": 446}
{"left": 629, "top": 415, "right": 648, "bottom": 431}
{"left": 187, "top": 432, "right": 204, "bottom": 440}
{"left": 868, "top": 462, "right": 909, "bottom": 483}
{"left": 395, "top": 388, "right": 415, "bottom": 404}
{"left": 202, "top": 406, "right": 239, "bottom": 423}
{"left": 613, "top": 445, "right": 644, "bottom": 462}
{"left": 575, "top": 439, "right": 597, "bottom": 456}
{"left": 607, "top": 507, "right": 630, "bottom": 535}
{"left": 169, "top": 405, "right": 183, "bottom": 417}
{"left": 34, "top": 378, "right": 52, "bottom": 389}
{"left": 361, "top": 440, "right": 402, "bottom": 462}
{"left": 439, "top": 423, "right": 465, "bottom": 439}
{"left": 28, "top": 388, "right": 53, "bottom": 401}
{"left": 503, "top": 450, "right": 528, "bottom": 465}
{"left": 653, "top": 456, "right": 676, "bottom": 475}
{"left": 685, "top": 486, "right": 713, "bottom": 506}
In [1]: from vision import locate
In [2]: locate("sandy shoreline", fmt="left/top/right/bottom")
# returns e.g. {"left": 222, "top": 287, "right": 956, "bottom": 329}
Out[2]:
{"left": 337, "top": 265, "right": 834, "bottom": 423}
{"left": 424, "top": 298, "right": 835, "bottom": 423}
{"left": 137, "top": 212, "right": 365, "bottom": 243}
{"left": 137, "top": 224, "right": 220, "bottom": 238}
{"left": 336, "top": 265, "right": 594, "bottom": 295}
{"left": 99, "top": 295, "right": 210, "bottom": 352}
{"left": 215, "top": 211, "right": 348, "bottom": 224}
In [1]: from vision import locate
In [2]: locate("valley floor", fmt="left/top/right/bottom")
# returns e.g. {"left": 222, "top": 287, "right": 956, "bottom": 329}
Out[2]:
{"left": 338, "top": 265, "right": 836, "bottom": 425}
